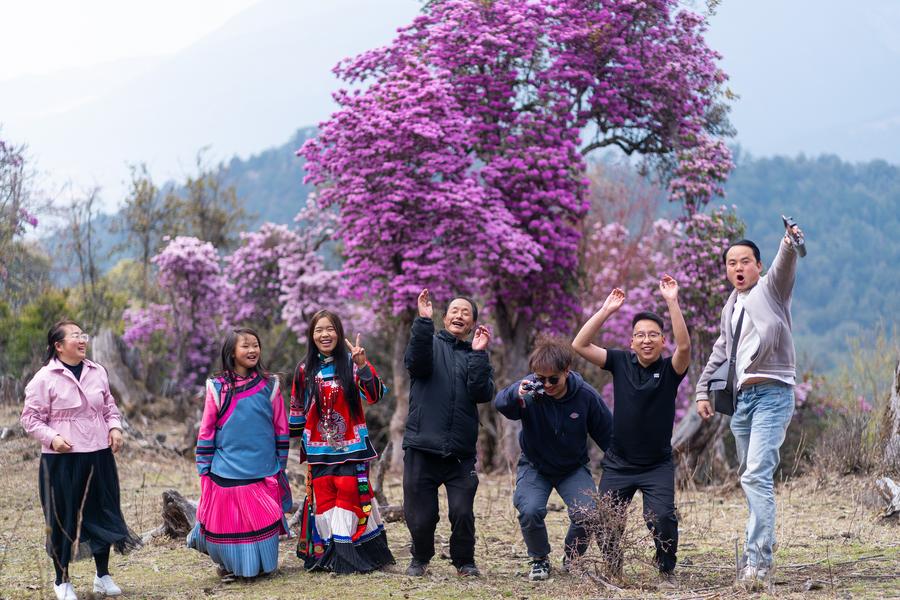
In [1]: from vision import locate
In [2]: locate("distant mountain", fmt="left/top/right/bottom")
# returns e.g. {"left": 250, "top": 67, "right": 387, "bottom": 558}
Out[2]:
{"left": 222, "top": 126, "right": 316, "bottom": 227}
{"left": 725, "top": 150, "right": 900, "bottom": 369}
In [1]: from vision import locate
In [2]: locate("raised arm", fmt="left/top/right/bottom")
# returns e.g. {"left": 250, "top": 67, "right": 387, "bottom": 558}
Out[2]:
{"left": 346, "top": 333, "right": 388, "bottom": 405}
{"left": 405, "top": 289, "right": 435, "bottom": 378}
{"left": 765, "top": 227, "right": 802, "bottom": 303}
{"left": 572, "top": 288, "right": 625, "bottom": 368}
{"left": 659, "top": 275, "right": 691, "bottom": 376}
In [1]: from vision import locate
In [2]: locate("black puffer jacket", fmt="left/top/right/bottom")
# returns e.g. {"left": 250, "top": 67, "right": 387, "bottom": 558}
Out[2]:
{"left": 403, "top": 317, "right": 495, "bottom": 458}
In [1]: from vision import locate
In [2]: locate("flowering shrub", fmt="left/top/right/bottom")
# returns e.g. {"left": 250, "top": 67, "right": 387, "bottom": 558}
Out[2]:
{"left": 124, "top": 236, "right": 224, "bottom": 391}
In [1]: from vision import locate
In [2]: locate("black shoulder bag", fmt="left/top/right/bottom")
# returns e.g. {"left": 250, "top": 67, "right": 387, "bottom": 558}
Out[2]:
{"left": 707, "top": 308, "right": 744, "bottom": 416}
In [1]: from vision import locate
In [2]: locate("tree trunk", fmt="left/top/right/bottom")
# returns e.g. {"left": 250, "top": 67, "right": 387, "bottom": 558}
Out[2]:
{"left": 487, "top": 302, "right": 531, "bottom": 473}
{"left": 161, "top": 489, "right": 198, "bottom": 538}
{"left": 90, "top": 328, "right": 152, "bottom": 414}
{"left": 387, "top": 313, "right": 413, "bottom": 474}
{"left": 672, "top": 410, "right": 735, "bottom": 486}
{"left": 881, "top": 359, "right": 900, "bottom": 473}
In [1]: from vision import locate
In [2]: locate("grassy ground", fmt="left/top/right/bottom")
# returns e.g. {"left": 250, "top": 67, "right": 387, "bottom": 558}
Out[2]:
{"left": 1, "top": 405, "right": 898, "bottom": 599}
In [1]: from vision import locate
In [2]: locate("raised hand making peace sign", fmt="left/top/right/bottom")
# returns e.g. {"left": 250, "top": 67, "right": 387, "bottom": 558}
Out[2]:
{"left": 345, "top": 333, "right": 368, "bottom": 367}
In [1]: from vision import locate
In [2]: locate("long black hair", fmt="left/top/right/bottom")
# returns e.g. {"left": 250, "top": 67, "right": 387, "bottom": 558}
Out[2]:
{"left": 44, "top": 319, "right": 82, "bottom": 365}
{"left": 216, "top": 327, "right": 270, "bottom": 418}
{"left": 301, "top": 310, "right": 360, "bottom": 421}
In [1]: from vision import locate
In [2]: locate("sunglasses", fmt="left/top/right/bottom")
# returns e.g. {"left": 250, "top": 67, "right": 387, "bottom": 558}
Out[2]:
{"left": 533, "top": 374, "right": 562, "bottom": 386}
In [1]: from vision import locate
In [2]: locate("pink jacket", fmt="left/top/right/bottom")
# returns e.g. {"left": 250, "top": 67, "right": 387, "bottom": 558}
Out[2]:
{"left": 20, "top": 358, "right": 123, "bottom": 454}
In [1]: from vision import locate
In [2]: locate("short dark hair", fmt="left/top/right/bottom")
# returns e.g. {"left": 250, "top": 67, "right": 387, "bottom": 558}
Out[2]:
{"left": 723, "top": 239, "right": 761, "bottom": 265}
{"left": 631, "top": 311, "right": 664, "bottom": 332}
{"left": 528, "top": 337, "right": 573, "bottom": 374}
{"left": 448, "top": 296, "right": 478, "bottom": 323}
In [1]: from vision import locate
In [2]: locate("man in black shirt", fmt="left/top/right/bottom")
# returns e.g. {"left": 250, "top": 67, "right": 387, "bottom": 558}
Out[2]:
{"left": 572, "top": 275, "right": 690, "bottom": 588}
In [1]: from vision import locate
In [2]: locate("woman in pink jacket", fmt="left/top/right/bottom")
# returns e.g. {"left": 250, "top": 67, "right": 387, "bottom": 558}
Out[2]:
{"left": 21, "top": 320, "right": 140, "bottom": 600}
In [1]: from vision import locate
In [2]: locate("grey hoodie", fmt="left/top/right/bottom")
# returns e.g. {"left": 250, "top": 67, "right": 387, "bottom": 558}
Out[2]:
{"left": 696, "top": 238, "right": 799, "bottom": 401}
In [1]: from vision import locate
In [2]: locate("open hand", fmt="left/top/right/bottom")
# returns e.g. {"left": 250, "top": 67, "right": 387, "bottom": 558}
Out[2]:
{"left": 601, "top": 288, "right": 625, "bottom": 314}
{"left": 417, "top": 289, "right": 433, "bottom": 319}
{"left": 472, "top": 325, "right": 491, "bottom": 351}
{"left": 659, "top": 274, "right": 679, "bottom": 301}
{"left": 345, "top": 333, "right": 367, "bottom": 368}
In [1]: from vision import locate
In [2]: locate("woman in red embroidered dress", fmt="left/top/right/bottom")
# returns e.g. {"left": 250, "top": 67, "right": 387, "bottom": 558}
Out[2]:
{"left": 290, "top": 309, "right": 394, "bottom": 573}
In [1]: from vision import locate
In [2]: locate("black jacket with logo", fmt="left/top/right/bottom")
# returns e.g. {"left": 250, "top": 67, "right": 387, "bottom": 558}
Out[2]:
{"left": 495, "top": 371, "right": 612, "bottom": 479}
{"left": 403, "top": 317, "right": 494, "bottom": 458}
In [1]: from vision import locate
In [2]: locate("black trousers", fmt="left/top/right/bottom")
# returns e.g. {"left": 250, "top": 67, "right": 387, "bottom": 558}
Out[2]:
{"left": 402, "top": 448, "right": 479, "bottom": 567}
{"left": 598, "top": 456, "right": 678, "bottom": 573}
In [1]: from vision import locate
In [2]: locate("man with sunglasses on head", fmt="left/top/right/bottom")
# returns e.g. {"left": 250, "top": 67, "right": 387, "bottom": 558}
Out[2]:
{"left": 494, "top": 338, "right": 613, "bottom": 582}
{"left": 572, "top": 275, "right": 690, "bottom": 589}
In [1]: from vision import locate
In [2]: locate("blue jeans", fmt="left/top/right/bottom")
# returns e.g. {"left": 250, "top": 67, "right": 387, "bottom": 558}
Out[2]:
{"left": 513, "top": 458, "right": 597, "bottom": 559}
{"left": 730, "top": 381, "right": 794, "bottom": 569}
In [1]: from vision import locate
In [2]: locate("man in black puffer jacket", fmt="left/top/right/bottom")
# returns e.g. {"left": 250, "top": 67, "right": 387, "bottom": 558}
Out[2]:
{"left": 402, "top": 288, "right": 494, "bottom": 577}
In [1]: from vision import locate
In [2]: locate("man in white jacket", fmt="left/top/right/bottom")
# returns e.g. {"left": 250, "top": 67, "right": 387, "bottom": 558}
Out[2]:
{"left": 695, "top": 222, "right": 804, "bottom": 586}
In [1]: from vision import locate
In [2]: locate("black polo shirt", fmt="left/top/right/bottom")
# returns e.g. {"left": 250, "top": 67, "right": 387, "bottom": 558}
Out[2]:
{"left": 602, "top": 349, "right": 686, "bottom": 468}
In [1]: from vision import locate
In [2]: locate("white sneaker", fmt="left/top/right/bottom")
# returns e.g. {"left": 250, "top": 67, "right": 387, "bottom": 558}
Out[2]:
{"left": 53, "top": 582, "right": 77, "bottom": 600}
{"left": 93, "top": 574, "right": 123, "bottom": 596}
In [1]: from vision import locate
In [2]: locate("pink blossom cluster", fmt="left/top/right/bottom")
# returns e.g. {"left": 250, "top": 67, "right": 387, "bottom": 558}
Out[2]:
{"left": 226, "top": 222, "right": 301, "bottom": 327}
{"left": 277, "top": 197, "right": 346, "bottom": 339}
{"left": 303, "top": 0, "right": 731, "bottom": 339}
{"left": 124, "top": 236, "right": 225, "bottom": 390}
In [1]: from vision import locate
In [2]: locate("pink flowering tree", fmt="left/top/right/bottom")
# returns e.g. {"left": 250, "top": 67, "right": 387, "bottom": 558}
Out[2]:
{"left": 226, "top": 222, "right": 301, "bottom": 329}
{"left": 302, "top": 0, "right": 733, "bottom": 469}
{"left": 124, "top": 236, "right": 225, "bottom": 392}
{"left": 277, "top": 195, "right": 349, "bottom": 341}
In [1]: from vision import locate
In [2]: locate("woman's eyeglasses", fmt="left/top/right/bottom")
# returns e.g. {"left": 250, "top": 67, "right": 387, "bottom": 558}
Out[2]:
{"left": 67, "top": 333, "right": 91, "bottom": 343}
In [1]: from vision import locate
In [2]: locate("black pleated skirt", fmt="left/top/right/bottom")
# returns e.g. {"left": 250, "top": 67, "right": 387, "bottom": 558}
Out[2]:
{"left": 38, "top": 448, "right": 141, "bottom": 568}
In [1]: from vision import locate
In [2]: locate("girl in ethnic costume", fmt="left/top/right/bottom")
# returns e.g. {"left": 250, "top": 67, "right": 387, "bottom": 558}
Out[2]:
{"left": 187, "top": 328, "right": 292, "bottom": 580}
{"left": 21, "top": 320, "right": 141, "bottom": 600}
{"left": 290, "top": 309, "right": 394, "bottom": 573}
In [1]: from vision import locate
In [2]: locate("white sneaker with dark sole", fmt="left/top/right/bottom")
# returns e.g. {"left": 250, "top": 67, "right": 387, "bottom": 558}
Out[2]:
{"left": 529, "top": 559, "right": 550, "bottom": 581}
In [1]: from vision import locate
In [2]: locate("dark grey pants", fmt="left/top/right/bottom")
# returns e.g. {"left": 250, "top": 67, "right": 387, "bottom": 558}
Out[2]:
{"left": 512, "top": 458, "right": 597, "bottom": 559}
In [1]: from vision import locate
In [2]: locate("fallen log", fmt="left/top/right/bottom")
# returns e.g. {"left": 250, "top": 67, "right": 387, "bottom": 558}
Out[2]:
{"left": 161, "top": 489, "right": 198, "bottom": 538}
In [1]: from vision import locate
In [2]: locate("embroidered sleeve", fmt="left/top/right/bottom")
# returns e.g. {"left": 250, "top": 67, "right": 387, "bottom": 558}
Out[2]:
{"left": 356, "top": 361, "right": 387, "bottom": 405}
{"left": 289, "top": 363, "right": 307, "bottom": 438}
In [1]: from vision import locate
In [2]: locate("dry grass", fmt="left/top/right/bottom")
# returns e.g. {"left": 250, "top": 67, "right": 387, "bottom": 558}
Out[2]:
{"left": 1, "top": 404, "right": 898, "bottom": 599}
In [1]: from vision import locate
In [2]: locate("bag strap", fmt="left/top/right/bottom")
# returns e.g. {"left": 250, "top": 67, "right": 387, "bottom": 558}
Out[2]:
{"left": 726, "top": 308, "right": 745, "bottom": 389}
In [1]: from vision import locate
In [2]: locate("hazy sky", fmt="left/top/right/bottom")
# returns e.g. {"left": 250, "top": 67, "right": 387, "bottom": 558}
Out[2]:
{"left": 1, "top": 0, "right": 898, "bottom": 210}
{"left": 0, "top": 0, "right": 262, "bottom": 81}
